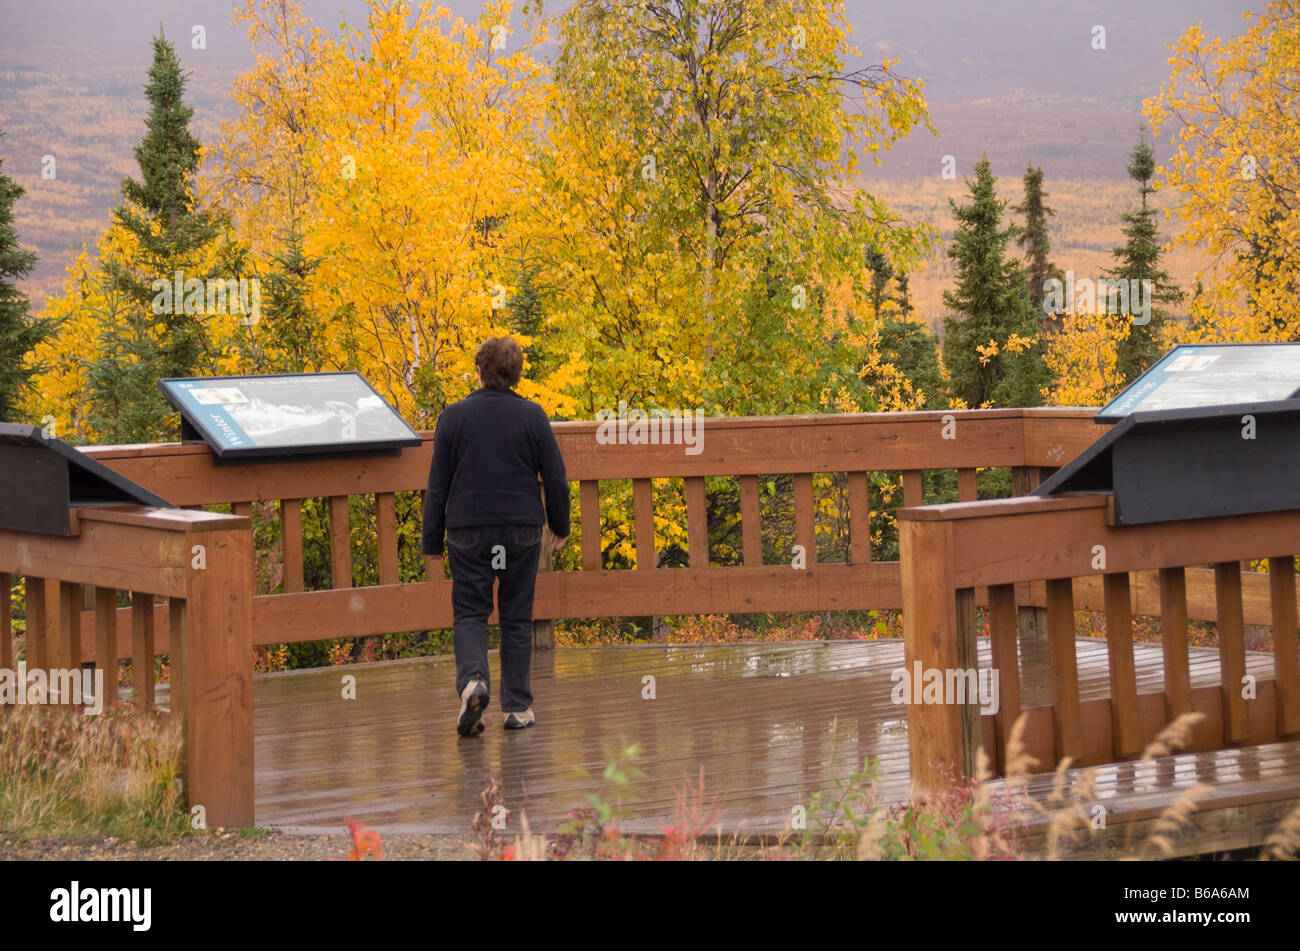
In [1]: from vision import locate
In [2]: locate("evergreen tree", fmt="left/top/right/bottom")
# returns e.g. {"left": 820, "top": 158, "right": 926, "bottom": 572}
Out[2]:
{"left": 942, "top": 156, "right": 1049, "bottom": 408}
{"left": 892, "top": 269, "right": 913, "bottom": 317}
{"left": 84, "top": 279, "right": 164, "bottom": 443}
{"left": 864, "top": 245, "right": 893, "bottom": 318}
{"left": 505, "top": 249, "right": 551, "bottom": 375}
{"left": 89, "top": 29, "right": 220, "bottom": 442}
{"left": 873, "top": 314, "right": 945, "bottom": 408}
{"left": 0, "top": 136, "right": 57, "bottom": 421}
{"left": 257, "top": 210, "right": 325, "bottom": 374}
{"left": 1106, "top": 136, "right": 1183, "bottom": 383}
{"left": 1012, "top": 164, "right": 1064, "bottom": 330}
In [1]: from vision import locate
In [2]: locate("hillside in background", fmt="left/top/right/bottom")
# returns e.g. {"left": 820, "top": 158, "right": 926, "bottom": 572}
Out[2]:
{"left": 0, "top": 0, "right": 1249, "bottom": 307}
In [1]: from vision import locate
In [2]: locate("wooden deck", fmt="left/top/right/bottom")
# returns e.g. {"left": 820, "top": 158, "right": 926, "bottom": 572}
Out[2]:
{"left": 239, "top": 639, "right": 1295, "bottom": 852}
{"left": 11, "top": 410, "right": 1298, "bottom": 844}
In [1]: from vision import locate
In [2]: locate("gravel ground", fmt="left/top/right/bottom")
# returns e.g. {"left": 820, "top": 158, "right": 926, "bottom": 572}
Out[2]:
{"left": 0, "top": 829, "right": 484, "bottom": 861}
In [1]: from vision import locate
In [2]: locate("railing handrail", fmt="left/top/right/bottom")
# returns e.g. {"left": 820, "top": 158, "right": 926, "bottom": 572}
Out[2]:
{"left": 72, "top": 505, "right": 248, "bottom": 533}
{"left": 76, "top": 407, "right": 1103, "bottom": 501}
{"left": 899, "top": 493, "right": 1300, "bottom": 586}
{"left": 0, "top": 505, "right": 244, "bottom": 597}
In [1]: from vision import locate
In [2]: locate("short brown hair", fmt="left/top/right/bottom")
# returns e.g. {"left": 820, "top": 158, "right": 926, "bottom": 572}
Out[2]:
{"left": 475, "top": 336, "right": 524, "bottom": 391}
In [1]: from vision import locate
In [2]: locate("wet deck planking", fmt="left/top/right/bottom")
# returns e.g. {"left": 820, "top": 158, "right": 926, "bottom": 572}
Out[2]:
{"left": 250, "top": 639, "right": 1280, "bottom": 836}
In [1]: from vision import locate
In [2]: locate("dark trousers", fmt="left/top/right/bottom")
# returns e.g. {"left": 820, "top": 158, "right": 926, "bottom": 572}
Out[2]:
{"left": 445, "top": 523, "right": 543, "bottom": 713}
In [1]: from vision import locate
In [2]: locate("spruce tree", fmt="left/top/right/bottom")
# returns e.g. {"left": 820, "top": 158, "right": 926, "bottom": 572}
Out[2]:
{"left": 252, "top": 195, "right": 325, "bottom": 374}
{"left": 1012, "top": 164, "right": 1064, "bottom": 330}
{"left": 260, "top": 231, "right": 323, "bottom": 372}
{"left": 506, "top": 253, "right": 549, "bottom": 376}
{"left": 942, "top": 156, "right": 1049, "bottom": 408}
{"left": 1106, "top": 136, "right": 1182, "bottom": 383}
{"left": 0, "top": 135, "right": 57, "bottom": 421}
{"left": 873, "top": 314, "right": 945, "bottom": 408}
{"left": 90, "top": 29, "right": 219, "bottom": 442}
{"left": 892, "top": 270, "right": 913, "bottom": 317}
{"left": 864, "top": 245, "right": 893, "bottom": 318}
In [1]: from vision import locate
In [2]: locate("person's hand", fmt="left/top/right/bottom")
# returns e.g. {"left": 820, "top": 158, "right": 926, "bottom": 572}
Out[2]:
{"left": 551, "top": 533, "right": 568, "bottom": 552}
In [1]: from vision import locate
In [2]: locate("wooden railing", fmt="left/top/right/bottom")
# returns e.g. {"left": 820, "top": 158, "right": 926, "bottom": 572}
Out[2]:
{"left": 899, "top": 494, "right": 1300, "bottom": 794}
{"left": 79, "top": 408, "right": 1101, "bottom": 652}
{"left": 0, "top": 506, "right": 254, "bottom": 826}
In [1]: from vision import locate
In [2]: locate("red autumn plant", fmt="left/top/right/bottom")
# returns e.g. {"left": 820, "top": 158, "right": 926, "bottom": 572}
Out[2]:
{"left": 656, "top": 766, "right": 725, "bottom": 860}
{"left": 882, "top": 763, "right": 1024, "bottom": 861}
{"left": 344, "top": 815, "right": 385, "bottom": 860}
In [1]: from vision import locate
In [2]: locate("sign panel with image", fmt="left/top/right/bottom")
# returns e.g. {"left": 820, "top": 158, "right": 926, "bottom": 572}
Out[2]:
{"left": 1095, "top": 343, "right": 1300, "bottom": 422}
{"left": 159, "top": 372, "right": 422, "bottom": 459}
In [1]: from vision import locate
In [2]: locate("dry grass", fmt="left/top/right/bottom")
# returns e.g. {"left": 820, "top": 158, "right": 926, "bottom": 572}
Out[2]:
{"left": 1140, "top": 787, "right": 1204, "bottom": 860}
{"left": 0, "top": 704, "right": 188, "bottom": 843}
{"left": 4, "top": 702, "right": 1295, "bottom": 860}
{"left": 1262, "top": 801, "right": 1300, "bottom": 861}
{"left": 1003, "top": 713, "right": 1041, "bottom": 780}
{"left": 1140, "top": 712, "right": 1205, "bottom": 760}
{"left": 1125, "top": 713, "right": 1208, "bottom": 860}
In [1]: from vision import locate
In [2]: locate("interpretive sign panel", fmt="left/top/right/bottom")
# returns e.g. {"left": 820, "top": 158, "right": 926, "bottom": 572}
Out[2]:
{"left": 1095, "top": 343, "right": 1300, "bottom": 422}
{"left": 159, "top": 372, "right": 422, "bottom": 459}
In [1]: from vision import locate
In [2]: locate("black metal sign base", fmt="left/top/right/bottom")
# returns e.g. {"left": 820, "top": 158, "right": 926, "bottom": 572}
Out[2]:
{"left": 0, "top": 424, "right": 174, "bottom": 536}
{"left": 1036, "top": 400, "right": 1300, "bottom": 525}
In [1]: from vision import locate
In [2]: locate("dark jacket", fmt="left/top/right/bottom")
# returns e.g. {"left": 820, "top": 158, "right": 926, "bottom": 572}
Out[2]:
{"left": 421, "top": 387, "right": 570, "bottom": 556}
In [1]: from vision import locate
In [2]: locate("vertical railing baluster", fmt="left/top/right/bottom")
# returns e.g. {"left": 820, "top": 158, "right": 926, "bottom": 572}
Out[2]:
{"left": 739, "top": 475, "right": 762, "bottom": 567}
{"left": 793, "top": 473, "right": 815, "bottom": 566}
{"left": 1158, "top": 566, "right": 1191, "bottom": 722}
{"left": 848, "top": 472, "right": 871, "bottom": 564}
{"left": 633, "top": 478, "right": 655, "bottom": 570}
{"left": 281, "top": 499, "right": 304, "bottom": 592}
{"left": 94, "top": 586, "right": 118, "bottom": 709}
{"left": 988, "top": 583, "right": 1021, "bottom": 773}
{"left": 1268, "top": 556, "right": 1300, "bottom": 737}
{"left": 1214, "top": 561, "right": 1249, "bottom": 745}
{"left": 1103, "top": 572, "right": 1140, "bottom": 758}
{"left": 131, "top": 591, "right": 155, "bottom": 708}
{"left": 26, "top": 576, "right": 48, "bottom": 672}
{"left": 1046, "top": 577, "right": 1083, "bottom": 762}
{"left": 686, "top": 477, "right": 708, "bottom": 569}
{"left": 375, "top": 492, "right": 400, "bottom": 586}
{"left": 329, "top": 496, "right": 352, "bottom": 589}
{"left": 902, "top": 470, "right": 923, "bottom": 508}
{"left": 957, "top": 468, "right": 978, "bottom": 502}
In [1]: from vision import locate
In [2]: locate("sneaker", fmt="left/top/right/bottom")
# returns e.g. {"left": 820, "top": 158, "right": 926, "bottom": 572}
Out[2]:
{"left": 503, "top": 708, "right": 535, "bottom": 730}
{"left": 457, "top": 679, "right": 488, "bottom": 737}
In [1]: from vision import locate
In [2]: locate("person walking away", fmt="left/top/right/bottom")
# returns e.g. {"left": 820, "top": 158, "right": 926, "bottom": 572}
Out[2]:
{"left": 421, "top": 337, "right": 569, "bottom": 736}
